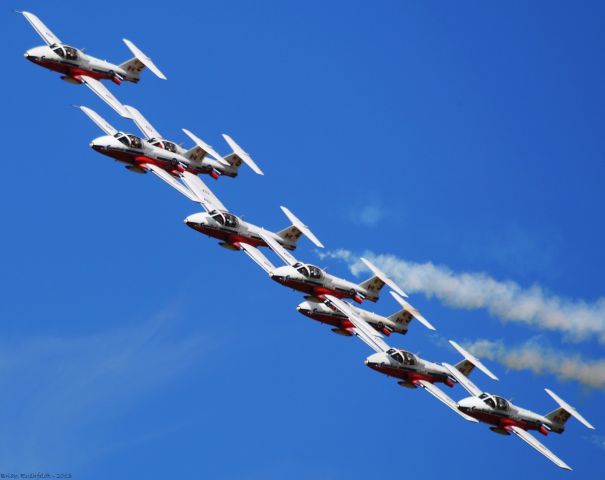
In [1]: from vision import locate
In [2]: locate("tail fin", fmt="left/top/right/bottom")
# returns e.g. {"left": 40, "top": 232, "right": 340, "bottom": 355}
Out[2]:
{"left": 449, "top": 340, "right": 499, "bottom": 380}
{"left": 357, "top": 258, "right": 407, "bottom": 302}
{"left": 544, "top": 388, "right": 595, "bottom": 432}
{"left": 120, "top": 39, "right": 166, "bottom": 82}
{"left": 221, "top": 134, "right": 264, "bottom": 176}
{"left": 276, "top": 206, "right": 324, "bottom": 249}
{"left": 388, "top": 291, "right": 435, "bottom": 332}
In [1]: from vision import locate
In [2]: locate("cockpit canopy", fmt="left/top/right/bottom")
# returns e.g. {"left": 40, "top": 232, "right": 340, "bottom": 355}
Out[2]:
{"left": 53, "top": 45, "right": 78, "bottom": 60}
{"left": 479, "top": 393, "right": 509, "bottom": 410}
{"left": 387, "top": 348, "right": 416, "bottom": 365}
{"left": 150, "top": 139, "right": 177, "bottom": 153}
{"left": 114, "top": 132, "right": 143, "bottom": 149}
{"left": 210, "top": 211, "right": 238, "bottom": 228}
{"left": 293, "top": 263, "right": 322, "bottom": 279}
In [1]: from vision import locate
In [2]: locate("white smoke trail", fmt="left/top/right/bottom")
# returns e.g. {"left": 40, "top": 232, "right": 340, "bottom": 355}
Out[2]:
{"left": 464, "top": 338, "right": 605, "bottom": 390}
{"left": 319, "top": 249, "right": 605, "bottom": 344}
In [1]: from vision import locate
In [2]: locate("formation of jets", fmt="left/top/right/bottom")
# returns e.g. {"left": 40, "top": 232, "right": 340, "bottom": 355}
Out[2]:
{"left": 19, "top": 11, "right": 595, "bottom": 471}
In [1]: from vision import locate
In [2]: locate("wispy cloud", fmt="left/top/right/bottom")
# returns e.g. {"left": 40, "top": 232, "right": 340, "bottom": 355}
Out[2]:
{"left": 588, "top": 434, "right": 605, "bottom": 451}
{"left": 0, "top": 308, "right": 209, "bottom": 471}
{"left": 348, "top": 200, "right": 385, "bottom": 227}
{"left": 321, "top": 249, "right": 605, "bottom": 344}
{"left": 463, "top": 338, "right": 605, "bottom": 390}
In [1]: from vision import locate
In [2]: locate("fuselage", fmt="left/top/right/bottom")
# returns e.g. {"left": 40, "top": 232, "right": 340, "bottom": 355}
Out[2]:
{"left": 365, "top": 349, "right": 455, "bottom": 387}
{"left": 25, "top": 44, "right": 132, "bottom": 84}
{"left": 457, "top": 395, "right": 562, "bottom": 435}
{"left": 184, "top": 211, "right": 296, "bottom": 250}
{"left": 296, "top": 300, "right": 405, "bottom": 335}
{"left": 90, "top": 132, "right": 229, "bottom": 177}
{"left": 269, "top": 264, "right": 370, "bottom": 303}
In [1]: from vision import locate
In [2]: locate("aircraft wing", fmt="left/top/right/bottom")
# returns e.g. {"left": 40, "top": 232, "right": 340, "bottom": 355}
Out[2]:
{"left": 21, "top": 11, "right": 61, "bottom": 46}
{"left": 258, "top": 230, "right": 299, "bottom": 266}
{"left": 240, "top": 243, "right": 275, "bottom": 274}
{"left": 442, "top": 363, "right": 483, "bottom": 397}
{"left": 124, "top": 105, "right": 161, "bottom": 140}
{"left": 144, "top": 164, "right": 198, "bottom": 202}
{"left": 182, "top": 129, "right": 230, "bottom": 167}
{"left": 78, "top": 106, "right": 118, "bottom": 136}
{"left": 79, "top": 75, "right": 129, "bottom": 117}
{"left": 507, "top": 426, "right": 571, "bottom": 470}
{"left": 360, "top": 257, "right": 408, "bottom": 298}
{"left": 180, "top": 172, "right": 226, "bottom": 213}
{"left": 222, "top": 134, "right": 264, "bottom": 175}
{"left": 416, "top": 380, "right": 478, "bottom": 423}
{"left": 389, "top": 291, "right": 435, "bottom": 330}
{"left": 325, "top": 295, "right": 390, "bottom": 353}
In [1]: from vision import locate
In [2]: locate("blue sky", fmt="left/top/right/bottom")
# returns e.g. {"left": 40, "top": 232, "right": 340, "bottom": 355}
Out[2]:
{"left": 2, "top": 0, "right": 605, "bottom": 477}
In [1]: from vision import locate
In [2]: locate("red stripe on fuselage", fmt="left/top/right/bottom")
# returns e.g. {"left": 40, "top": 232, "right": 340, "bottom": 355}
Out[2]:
{"left": 28, "top": 58, "right": 120, "bottom": 82}
{"left": 367, "top": 363, "right": 445, "bottom": 385}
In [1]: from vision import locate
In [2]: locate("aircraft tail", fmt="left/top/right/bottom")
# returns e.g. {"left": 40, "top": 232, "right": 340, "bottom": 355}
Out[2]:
{"left": 220, "top": 134, "right": 264, "bottom": 176}
{"left": 119, "top": 39, "right": 166, "bottom": 82}
{"left": 357, "top": 258, "right": 407, "bottom": 303}
{"left": 544, "top": 388, "right": 594, "bottom": 433}
{"left": 276, "top": 206, "right": 323, "bottom": 250}
{"left": 449, "top": 340, "right": 499, "bottom": 380}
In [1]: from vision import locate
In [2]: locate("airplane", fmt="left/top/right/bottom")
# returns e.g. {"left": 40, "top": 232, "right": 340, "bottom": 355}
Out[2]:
{"left": 124, "top": 104, "right": 264, "bottom": 179}
{"left": 241, "top": 233, "right": 408, "bottom": 304}
{"left": 297, "top": 290, "right": 435, "bottom": 336}
{"left": 324, "top": 295, "right": 498, "bottom": 422}
{"left": 78, "top": 106, "right": 259, "bottom": 180}
{"left": 153, "top": 168, "right": 324, "bottom": 251}
{"left": 20, "top": 11, "right": 165, "bottom": 117}
{"left": 440, "top": 363, "right": 595, "bottom": 470}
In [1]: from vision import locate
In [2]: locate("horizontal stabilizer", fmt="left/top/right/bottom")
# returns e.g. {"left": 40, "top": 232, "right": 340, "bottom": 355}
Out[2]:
{"left": 508, "top": 425, "right": 572, "bottom": 470}
{"left": 144, "top": 164, "right": 198, "bottom": 202}
{"left": 222, "top": 134, "right": 264, "bottom": 175}
{"left": 123, "top": 105, "right": 161, "bottom": 139}
{"left": 449, "top": 340, "right": 498, "bottom": 381}
{"left": 122, "top": 39, "right": 166, "bottom": 80}
{"left": 360, "top": 258, "right": 407, "bottom": 298}
{"left": 78, "top": 105, "right": 117, "bottom": 136}
{"left": 182, "top": 129, "right": 229, "bottom": 166}
{"left": 544, "top": 388, "right": 595, "bottom": 430}
{"left": 21, "top": 11, "right": 61, "bottom": 46}
{"left": 442, "top": 363, "right": 483, "bottom": 397}
{"left": 416, "top": 380, "right": 478, "bottom": 423}
{"left": 389, "top": 291, "right": 435, "bottom": 330}
{"left": 280, "top": 206, "right": 324, "bottom": 248}
{"left": 240, "top": 243, "right": 275, "bottom": 274}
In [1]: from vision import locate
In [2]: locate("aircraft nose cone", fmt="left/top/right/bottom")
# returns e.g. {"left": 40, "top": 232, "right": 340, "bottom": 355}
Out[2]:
{"left": 458, "top": 397, "right": 474, "bottom": 412}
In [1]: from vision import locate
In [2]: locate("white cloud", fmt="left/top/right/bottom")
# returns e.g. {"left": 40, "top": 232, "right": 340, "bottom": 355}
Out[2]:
{"left": 463, "top": 338, "right": 605, "bottom": 390}
{"left": 347, "top": 200, "right": 385, "bottom": 227}
{"left": 322, "top": 249, "right": 605, "bottom": 344}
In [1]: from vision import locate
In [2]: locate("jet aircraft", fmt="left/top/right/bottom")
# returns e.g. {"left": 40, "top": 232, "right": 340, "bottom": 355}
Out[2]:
{"left": 155, "top": 169, "right": 323, "bottom": 251}
{"left": 20, "top": 11, "right": 165, "bottom": 116}
{"left": 242, "top": 234, "right": 407, "bottom": 303}
{"left": 441, "top": 365, "right": 595, "bottom": 470}
{"left": 297, "top": 291, "right": 434, "bottom": 336}
{"left": 325, "top": 295, "right": 497, "bottom": 421}
{"left": 79, "top": 106, "right": 260, "bottom": 180}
